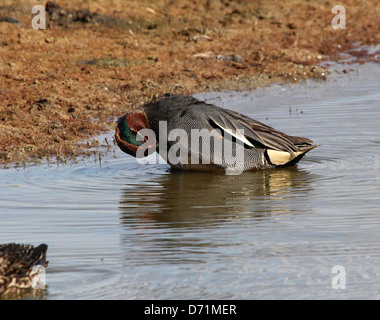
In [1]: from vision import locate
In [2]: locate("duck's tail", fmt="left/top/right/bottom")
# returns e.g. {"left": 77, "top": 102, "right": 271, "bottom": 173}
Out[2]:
{"left": 266, "top": 136, "right": 319, "bottom": 166}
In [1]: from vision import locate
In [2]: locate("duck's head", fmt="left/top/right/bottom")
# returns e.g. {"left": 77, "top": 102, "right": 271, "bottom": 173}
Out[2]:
{"left": 115, "top": 111, "right": 155, "bottom": 157}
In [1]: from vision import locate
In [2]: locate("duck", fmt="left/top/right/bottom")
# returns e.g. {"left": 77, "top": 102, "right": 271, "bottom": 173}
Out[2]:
{"left": 115, "top": 95, "right": 317, "bottom": 173}
{"left": 0, "top": 243, "right": 48, "bottom": 296}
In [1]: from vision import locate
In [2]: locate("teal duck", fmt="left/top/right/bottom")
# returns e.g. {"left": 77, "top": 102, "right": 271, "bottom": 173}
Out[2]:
{"left": 115, "top": 95, "right": 317, "bottom": 173}
{"left": 0, "top": 243, "right": 48, "bottom": 296}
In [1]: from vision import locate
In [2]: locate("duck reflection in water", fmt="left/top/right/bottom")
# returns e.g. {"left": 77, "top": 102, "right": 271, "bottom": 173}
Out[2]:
{"left": 119, "top": 166, "right": 316, "bottom": 230}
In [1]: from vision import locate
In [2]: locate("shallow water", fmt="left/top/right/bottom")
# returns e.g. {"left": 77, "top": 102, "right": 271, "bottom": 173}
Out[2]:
{"left": 1, "top": 61, "right": 380, "bottom": 299}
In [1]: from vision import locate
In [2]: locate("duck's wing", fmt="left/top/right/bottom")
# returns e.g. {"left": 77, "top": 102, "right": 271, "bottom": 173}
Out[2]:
{"left": 206, "top": 108, "right": 307, "bottom": 154}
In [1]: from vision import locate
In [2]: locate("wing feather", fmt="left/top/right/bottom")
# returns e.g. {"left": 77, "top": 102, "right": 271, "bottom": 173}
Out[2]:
{"left": 207, "top": 109, "right": 299, "bottom": 154}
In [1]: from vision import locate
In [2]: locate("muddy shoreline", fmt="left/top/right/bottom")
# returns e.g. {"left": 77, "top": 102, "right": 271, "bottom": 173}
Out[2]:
{"left": 1, "top": 0, "right": 379, "bottom": 165}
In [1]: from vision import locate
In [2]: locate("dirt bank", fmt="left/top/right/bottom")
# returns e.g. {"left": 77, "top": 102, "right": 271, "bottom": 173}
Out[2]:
{"left": 1, "top": 0, "right": 379, "bottom": 165}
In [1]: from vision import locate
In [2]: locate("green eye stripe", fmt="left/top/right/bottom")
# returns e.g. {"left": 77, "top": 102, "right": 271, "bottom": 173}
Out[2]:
{"left": 118, "top": 118, "right": 143, "bottom": 146}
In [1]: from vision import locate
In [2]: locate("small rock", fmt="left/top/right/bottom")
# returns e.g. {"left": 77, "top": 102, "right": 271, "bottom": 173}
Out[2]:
{"left": 193, "top": 52, "right": 214, "bottom": 58}
{"left": 193, "top": 52, "right": 243, "bottom": 63}
{"left": 214, "top": 54, "right": 243, "bottom": 63}
{"left": 190, "top": 35, "right": 212, "bottom": 42}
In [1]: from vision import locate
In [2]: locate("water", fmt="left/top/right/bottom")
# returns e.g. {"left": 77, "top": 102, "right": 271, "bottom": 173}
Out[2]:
{"left": 1, "top": 61, "right": 380, "bottom": 299}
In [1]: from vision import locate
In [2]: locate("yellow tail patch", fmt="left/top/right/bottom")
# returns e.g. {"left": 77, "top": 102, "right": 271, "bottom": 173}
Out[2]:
{"left": 267, "top": 145, "right": 318, "bottom": 165}
{"left": 267, "top": 150, "right": 294, "bottom": 165}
